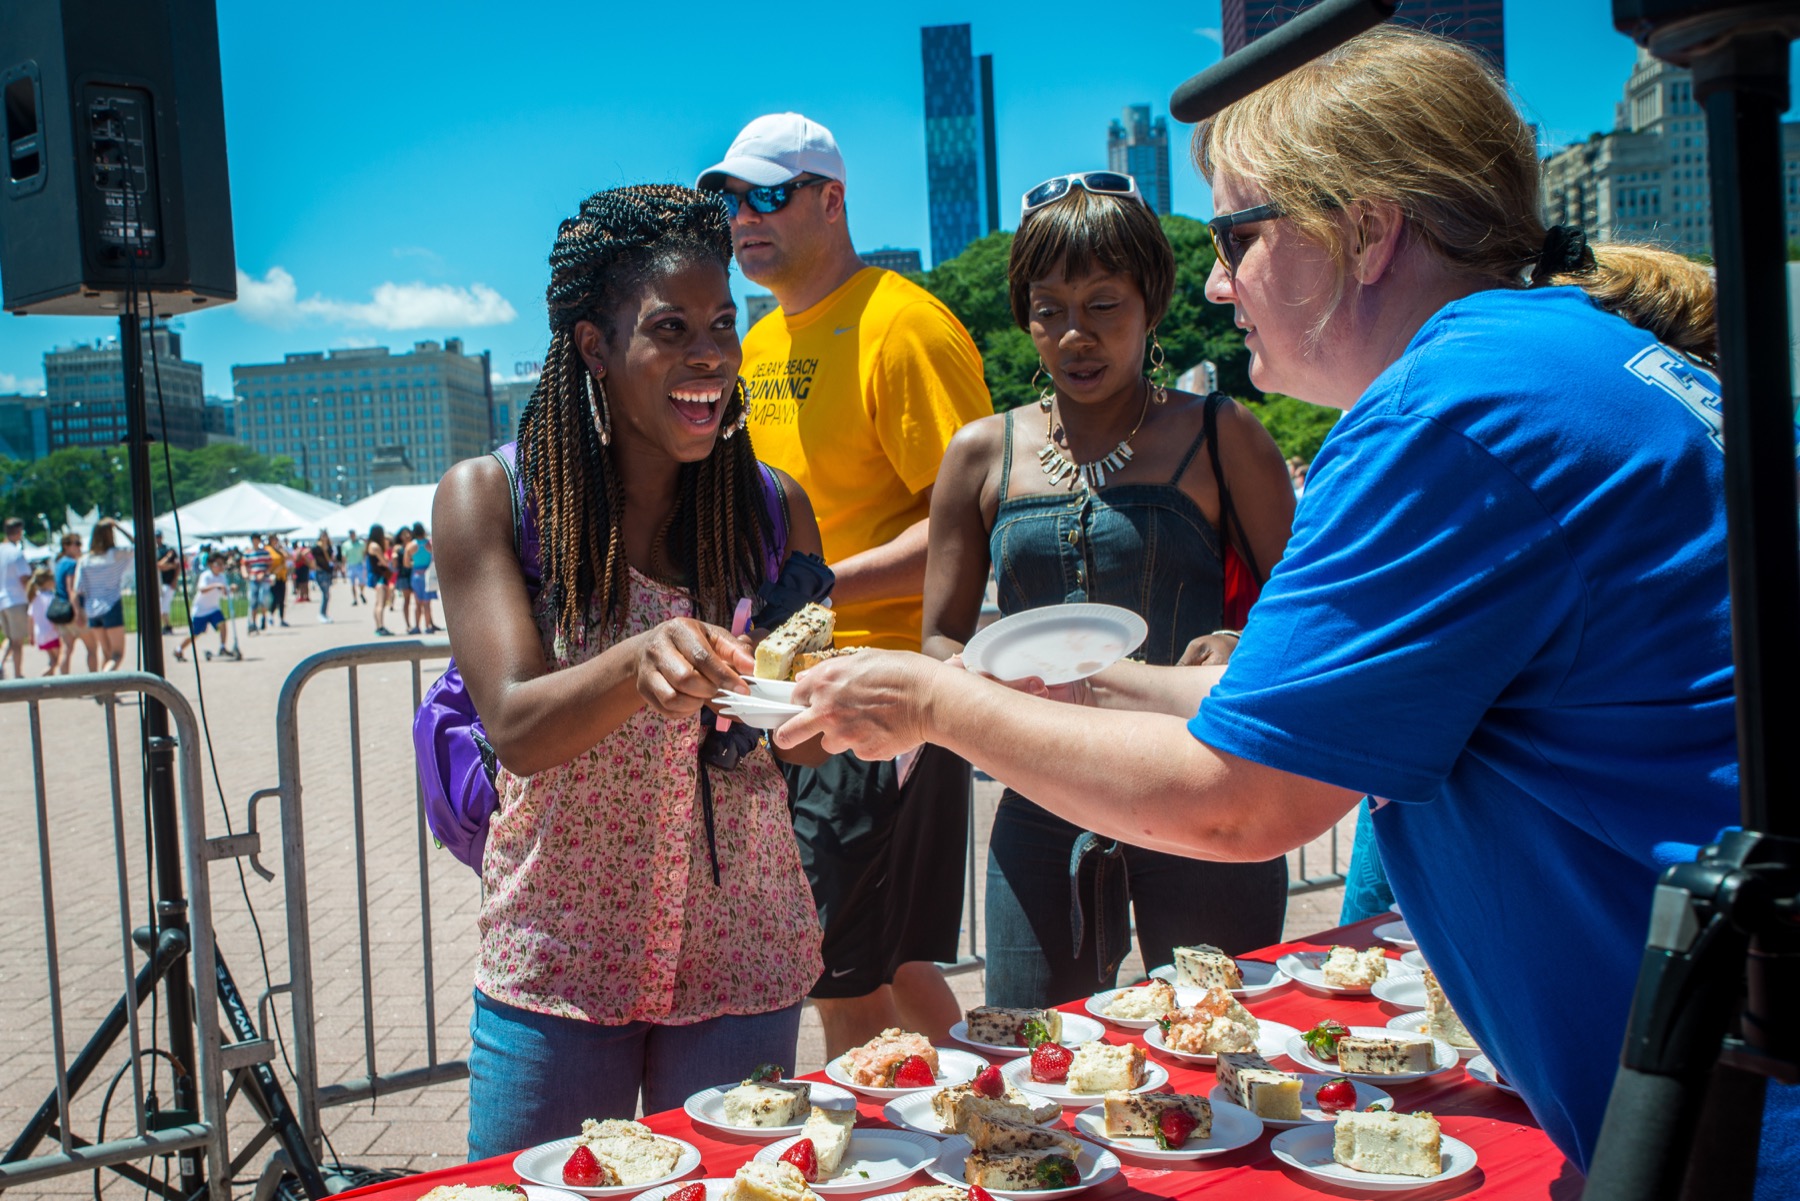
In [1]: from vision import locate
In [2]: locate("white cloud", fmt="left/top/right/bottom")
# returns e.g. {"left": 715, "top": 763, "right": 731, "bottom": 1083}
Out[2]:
{"left": 1194, "top": 26, "right": 1222, "bottom": 44}
{"left": 0, "top": 370, "right": 45, "bottom": 394}
{"left": 234, "top": 266, "right": 517, "bottom": 331}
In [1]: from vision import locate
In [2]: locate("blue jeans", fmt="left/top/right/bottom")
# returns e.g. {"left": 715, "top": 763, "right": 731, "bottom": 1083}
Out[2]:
{"left": 316, "top": 575, "right": 331, "bottom": 617}
{"left": 467, "top": 989, "right": 804, "bottom": 1160}
{"left": 983, "top": 792, "right": 1288, "bottom": 1008}
{"left": 1338, "top": 800, "right": 1397, "bottom": 925}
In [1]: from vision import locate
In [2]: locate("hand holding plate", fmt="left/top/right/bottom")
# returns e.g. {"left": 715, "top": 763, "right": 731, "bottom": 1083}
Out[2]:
{"left": 776, "top": 649, "right": 938, "bottom": 759}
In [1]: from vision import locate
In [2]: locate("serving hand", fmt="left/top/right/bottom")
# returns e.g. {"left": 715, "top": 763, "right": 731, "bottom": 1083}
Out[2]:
{"left": 776, "top": 649, "right": 941, "bottom": 760}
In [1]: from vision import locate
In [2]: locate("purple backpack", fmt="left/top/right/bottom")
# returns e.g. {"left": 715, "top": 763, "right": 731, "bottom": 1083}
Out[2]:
{"left": 412, "top": 442, "right": 788, "bottom": 869}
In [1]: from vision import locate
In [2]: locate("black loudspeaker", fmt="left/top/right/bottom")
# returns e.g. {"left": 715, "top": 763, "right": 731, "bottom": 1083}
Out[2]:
{"left": 0, "top": 0, "right": 235, "bottom": 315}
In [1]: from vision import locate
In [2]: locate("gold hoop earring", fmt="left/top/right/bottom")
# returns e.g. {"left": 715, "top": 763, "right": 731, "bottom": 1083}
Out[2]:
{"left": 1032, "top": 361, "right": 1055, "bottom": 413}
{"left": 721, "top": 379, "right": 749, "bottom": 440}
{"left": 584, "top": 369, "right": 612, "bottom": 446}
{"left": 1147, "top": 330, "right": 1169, "bottom": 405}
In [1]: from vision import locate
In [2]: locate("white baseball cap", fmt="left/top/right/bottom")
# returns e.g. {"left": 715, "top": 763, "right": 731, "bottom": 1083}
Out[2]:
{"left": 697, "top": 113, "right": 846, "bottom": 190}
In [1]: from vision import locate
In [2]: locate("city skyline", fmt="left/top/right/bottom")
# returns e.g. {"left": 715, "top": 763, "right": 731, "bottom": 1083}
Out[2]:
{"left": 0, "top": 0, "right": 1779, "bottom": 402}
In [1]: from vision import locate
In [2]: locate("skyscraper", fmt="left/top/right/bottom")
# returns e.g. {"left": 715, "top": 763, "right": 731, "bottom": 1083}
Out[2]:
{"left": 1107, "top": 106, "right": 1173, "bottom": 216}
{"left": 1222, "top": 0, "right": 1504, "bottom": 72}
{"left": 43, "top": 321, "right": 208, "bottom": 452}
{"left": 921, "top": 23, "right": 999, "bottom": 265}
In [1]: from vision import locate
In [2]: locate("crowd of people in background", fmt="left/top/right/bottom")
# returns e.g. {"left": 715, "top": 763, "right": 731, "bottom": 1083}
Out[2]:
{"left": 0, "top": 515, "right": 444, "bottom": 677}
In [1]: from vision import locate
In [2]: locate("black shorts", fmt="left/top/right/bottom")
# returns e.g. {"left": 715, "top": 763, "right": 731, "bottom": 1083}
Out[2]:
{"left": 784, "top": 743, "right": 971, "bottom": 999}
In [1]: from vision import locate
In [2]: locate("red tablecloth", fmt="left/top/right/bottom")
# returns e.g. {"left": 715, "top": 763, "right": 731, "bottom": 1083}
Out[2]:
{"left": 338, "top": 916, "right": 1574, "bottom": 1199}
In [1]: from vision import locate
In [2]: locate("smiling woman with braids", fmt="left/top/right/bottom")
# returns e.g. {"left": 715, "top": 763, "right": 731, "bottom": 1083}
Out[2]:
{"left": 433, "top": 184, "right": 828, "bottom": 1158}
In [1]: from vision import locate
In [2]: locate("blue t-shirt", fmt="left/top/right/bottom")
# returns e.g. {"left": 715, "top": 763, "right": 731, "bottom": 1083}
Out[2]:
{"left": 54, "top": 554, "right": 78, "bottom": 603}
{"left": 1191, "top": 286, "right": 1797, "bottom": 1178}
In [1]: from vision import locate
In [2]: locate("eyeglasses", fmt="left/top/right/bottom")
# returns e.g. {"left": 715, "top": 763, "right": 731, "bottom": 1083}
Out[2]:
{"left": 1208, "top": 203, "right": 1282, "bottom": 278}
{"left": 715, "top": 176, "right": 829, "bottom": 219}
{"left": 1020, "top": 172, "right": 1144, "bottom": 220}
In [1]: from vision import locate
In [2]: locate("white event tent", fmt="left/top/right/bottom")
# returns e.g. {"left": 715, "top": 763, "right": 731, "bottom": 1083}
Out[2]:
{"left": 154, "top": 481, "right": 344, "bottom": 541}
{"left": 329, "top": 484, "right": 438, "bottom": 538}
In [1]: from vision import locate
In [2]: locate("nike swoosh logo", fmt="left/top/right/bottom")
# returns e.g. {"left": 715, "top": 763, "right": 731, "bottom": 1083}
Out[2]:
{"left": 830, "top": 967, "right": 857, "bottom": 978}
{"left": 833, "top": 326, "right": 855, "bottom": 335}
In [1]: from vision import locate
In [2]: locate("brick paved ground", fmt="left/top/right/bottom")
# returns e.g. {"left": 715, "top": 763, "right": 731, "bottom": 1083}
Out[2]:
{"left": 0, "top": 598, "right": 1352, "bottom": 1196}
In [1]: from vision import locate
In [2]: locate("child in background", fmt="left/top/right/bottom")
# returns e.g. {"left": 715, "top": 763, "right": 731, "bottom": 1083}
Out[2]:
{"left": 174, "top": 551, "right": 231, "bottom": 663}
{"left": 26, "top": 567, "right": 60, "bottom": 676}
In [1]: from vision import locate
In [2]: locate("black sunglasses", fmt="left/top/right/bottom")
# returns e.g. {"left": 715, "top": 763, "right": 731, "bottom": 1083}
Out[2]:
{"left": 1208, "top": 203, "right": 1283, "bottom": 277}
{"left": 716, "top": 176, "right": 829, "bottom": 219}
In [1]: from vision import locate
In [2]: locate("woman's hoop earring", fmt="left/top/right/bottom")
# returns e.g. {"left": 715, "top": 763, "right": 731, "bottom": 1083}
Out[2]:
{"left": 584, "top": 369, "right": 612, "bottom": 447}
{"left": 721, "top": 379, "right": 749, "bottom": 440}
{"left": 1147, "top": 330, "right": 1169, "bottom": 405}
{"left": 1032, "top": 361, "right": 1055, "bottom": 413}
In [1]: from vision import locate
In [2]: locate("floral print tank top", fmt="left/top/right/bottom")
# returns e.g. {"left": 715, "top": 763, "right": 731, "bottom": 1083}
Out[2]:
{"left": 475, "top": 567, "right": 823, "bottom": 1025}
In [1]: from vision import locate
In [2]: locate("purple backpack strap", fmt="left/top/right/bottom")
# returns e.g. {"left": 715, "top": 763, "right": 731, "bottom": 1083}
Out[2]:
{"left": 759, "top": 462, "right": 789, "bottom": 582}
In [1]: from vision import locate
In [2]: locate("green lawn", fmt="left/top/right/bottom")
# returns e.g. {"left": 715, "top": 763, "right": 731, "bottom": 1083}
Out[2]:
{"left": 121, "top": 590, "right": 250, "bottom": 634}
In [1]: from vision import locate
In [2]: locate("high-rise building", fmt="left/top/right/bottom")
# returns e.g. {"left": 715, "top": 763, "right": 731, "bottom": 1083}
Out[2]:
{"left": 490, "top": 377, "right": 537, "bottom": 446}
{"left": 0, "top": 393, "right": 49, "bottom": 461}
{"left": 1540, "top": 48, "right": 1800, "bottom": 256}
{"left": 860, "top": 248, "right": 924, "bottom": 274}
{"left": 744, "top": 294, "right": 780, "bottom": 327}
{"left": 232, "top": 338, "right": 492, "bottom": 499}
{"left": 43, "top": 322, "right": 208, "bottom": 453}
{"left": 1107, "top": 106, "right": 1173, "bottom": 216}
{"left": 1222, "top": 0, "right": 1504, "bottom": 71}
{"left": 922, "top": 23, "right": 999, "bottom": 265}
{"left": 203, "top": 395, "right": 237, "bottom": 443}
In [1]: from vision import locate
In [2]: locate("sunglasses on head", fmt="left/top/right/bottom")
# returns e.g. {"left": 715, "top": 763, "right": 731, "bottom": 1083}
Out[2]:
{"left": 716, "top": 176, "right": 830, "bottom": 219}
{"left": 1019, "top": 172, "right": 1144, "bottom": 219}
{"left": 1208, "top": 203, "right": 1283, "bottom": 277}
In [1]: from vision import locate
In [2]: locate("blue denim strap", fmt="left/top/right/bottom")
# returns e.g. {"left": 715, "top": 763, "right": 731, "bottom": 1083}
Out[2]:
{"left": 1068, "top": 832, "right": 1127, "bottom": 978}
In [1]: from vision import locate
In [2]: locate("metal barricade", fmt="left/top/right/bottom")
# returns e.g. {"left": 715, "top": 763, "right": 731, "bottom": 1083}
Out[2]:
{"left": 1289, "top": 824, "right": 1348, "bottom": 896}
{"left": 0, "top": 672, "right": 232, "bottom": 1198}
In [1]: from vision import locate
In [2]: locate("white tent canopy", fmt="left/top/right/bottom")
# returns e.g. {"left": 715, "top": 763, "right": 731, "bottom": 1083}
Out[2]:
{"left": 329, "top": 484, "right": 438, "bottom": 539}
{"left": 154, "top": 481, "right": 343, "bottom": 540}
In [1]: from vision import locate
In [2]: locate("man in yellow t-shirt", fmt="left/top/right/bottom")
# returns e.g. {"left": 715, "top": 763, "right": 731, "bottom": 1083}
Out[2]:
{"left": 700, "top": 114, "right": 991, "bottom": 1057}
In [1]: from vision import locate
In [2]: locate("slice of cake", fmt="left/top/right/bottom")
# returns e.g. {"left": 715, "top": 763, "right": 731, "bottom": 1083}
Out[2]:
{"left": 723, "top": 1080, "right": 811, "bottom": 1127}
{"left": 963, "top": 1111, "right": 1081, "bottom": 1155}
{"left": 1172, "top": 945, "right": 1243, "bottom": 990}
{"left": 800, "top": 1105, "right": 855, "bottom": 1177}
{"left": 1332, "top": 1110, "right": 1443, "bottom": 1177}
{"left": 1337, "top": 1033, "right": 1435, "bottom": 1075}
{"left": 1065, "top": 1042, "right": 1145, "bottom": 1094}
{"left": 419, "top": 1187, "right": 528, "bottom": 1201}
{"left": 965, "top": 1006, "right": 1063, "bottom": 1046}
{"left": 1160, "top": 986, "right": 1260, "bottom": 1054}
{"left": 794, "top": 646, "right": 863, "bottom": 675}
{"left": 1215, "top": 1051, "right": 1304, "bottom": 1121}
{"left": 1101, "top": 1091, "right": 1213, "bottom": 1140}
{"left": 963, "top": 1149, "right": 1081, "bottom": 1190}
{"left": 1102, "top": 980, "right": 1177, "bottom": 1021}
{"left": 756, "top": 603, "right": 835, "bottom": 680}
{"left": 841, "top": 1028, "right": 939, "bottom": 1087}
{"left": 572, "top": 1118, "right": 681, "bottom": 1184}
{"left": 932, "top": 1083, "right": 1061, "bottom": 1132}
{"left": 726, "top": 1160, "right": 821, "bottom": 1201}
{"left": 1321, "top": 946, "right": 1388, "bottom": 988}
{"left": 1423, "top": 971, "right": 1476, "bottom": 1047}
{"left": 901, "top": 1189, "right": 969, "bottom": 1201}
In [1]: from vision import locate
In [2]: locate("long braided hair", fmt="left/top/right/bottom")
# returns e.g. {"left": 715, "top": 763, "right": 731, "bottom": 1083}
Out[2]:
{"left": 516, "top": 184, "right": 772, "bottom": 649}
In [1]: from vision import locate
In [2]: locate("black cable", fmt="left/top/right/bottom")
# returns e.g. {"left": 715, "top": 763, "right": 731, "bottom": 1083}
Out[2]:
{"left": 90, "top": 1048, "right": 186, "bottom": 1201}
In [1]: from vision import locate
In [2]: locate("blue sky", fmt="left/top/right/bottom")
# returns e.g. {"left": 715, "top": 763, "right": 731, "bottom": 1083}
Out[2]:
{"left": 0, "top": 1, "right": 1778, "bottom": 397}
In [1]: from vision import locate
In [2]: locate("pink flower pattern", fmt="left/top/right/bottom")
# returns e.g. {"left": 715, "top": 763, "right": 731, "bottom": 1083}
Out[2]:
{"left": 475, "top": 568, "right": 823, "bottom": 1025}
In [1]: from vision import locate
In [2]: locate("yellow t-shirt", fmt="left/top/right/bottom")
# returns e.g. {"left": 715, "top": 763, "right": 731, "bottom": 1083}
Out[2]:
{"left": 742, "top": 267, "right": 989, "bottom": 650}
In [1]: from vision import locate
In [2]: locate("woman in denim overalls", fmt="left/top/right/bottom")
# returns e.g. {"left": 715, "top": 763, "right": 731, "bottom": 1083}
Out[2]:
{"left": 922, "top": 175, "right": 1297, "bottom": 1005}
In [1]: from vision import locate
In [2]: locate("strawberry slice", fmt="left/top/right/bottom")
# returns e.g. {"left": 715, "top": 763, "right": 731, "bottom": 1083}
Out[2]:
{"left": 748, "top": 1063, "right": 784, "bottom": 1083}
{"left": 1015, "top": 1018, "right": 1053, "bottom": 1049}
{"left": 667, "top": 1185, "right": 708, "bottom": 1201}
{"left": 971, "top": 1063, "right": 1005, "bottom": 1099}
{"left": 1029, "top": 1042, "right": 1074, "bottom": 1084}
{"left": 780, "top": 1137, "right": 819, "bottom": 1183}
{"left": 893, "top": 1054, "right": 936, "bottom": 1088}
{"left": 1155, "top": 1108, "right": 1198, "bottom": 1150}
{"left": 1302, "top": 1019, "right": 1349, "bottom": 1061}
{"left": 1034, "top": 1156, "right": 1080, "bottom": 1188}
{"left": 969, "top": 1189, "right": 997, "bottom": 1201}
{"left": 1316, "top": 1077, "right": 1358, "bottom": 1114}
{"left": 562, "top": 1145, "right": 602, "bottom": 1187}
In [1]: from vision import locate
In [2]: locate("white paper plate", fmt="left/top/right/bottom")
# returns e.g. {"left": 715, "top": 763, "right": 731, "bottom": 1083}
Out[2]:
{"left": 1284, "top": 1026, "right": 1459, "bottom": 1084}
{"left": 741, "top": 676, "right": 798, "bottom": 704}
{"left": 630, "top": 1179, "right": 731, "bottom": 1201}
{"left": 1373, "top": 919, "right": 1416, "bottom": 949}
{"left": 881, "top": 1088, "right": 1061, "bottom": 1138}
{"left": 1385, "top": 1011, "right": 1479, "bottom": 1057}
{"left": 1206, "top": 1075, "right": 1395, "bottom": 1129}
{"left": 825, "top": 1047, "right": 986, "bottom": 1099}
{"left": 927, "top": 1134, "right": 1120, "bottom": 1200}
{"left": 1399, "top": 949, "right": 1429, "bottom": 971}
{"left": 683, "top": 1081, "right": 858, "bottom": 1138}
{"left": 1270, "top": 1124, "right": 1478, "bottom": 1192}
{"left": 1085, "top": 984, "right": 1204, "bottom": 1029}
{"left": 1144, "top": 1019, "right": 1299, "bottom": 1065}
{"left": 1148, "top": 959, "right": 1289, "bottom": 999}
{"left": 960, "top": 603, "right": 1147, "bottom": 686}
{"left": 1371, "top": 974, "right": 1429, "bottom": 1009}
{"left": 755, "top": 1129, "right": 940, "bottom": 1195}
{"left": 949, "top": 1012, "right": 1105, "bottom": 1058}
{"left": 514, "top": 1134, "right": 703, "bottom": 1197}
{"left": 999, "top": 1053, "right": 1169, "bottom": 1106}
{"left": 1071, "top": 1099, "right": 1263, "bottom": 1160}
{"left": 710, "top": 692, "right": 804, "bottom": 730}
{"left": 1467, "top": 1054, "right": 1519, "bottom": 1096}
{"left": 1276, "top": 951, "right": 1416, "bottom": 996}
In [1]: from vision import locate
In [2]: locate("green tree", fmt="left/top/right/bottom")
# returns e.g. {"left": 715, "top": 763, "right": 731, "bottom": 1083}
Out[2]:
{"left": 909, "top": 215, "right": 1252, "bottom": 413}
{"left": 0, "top": 444, "right": 303, "bottom": 529}
{"left": 1251, "top": 394, "right": 1341, "bottom": 462}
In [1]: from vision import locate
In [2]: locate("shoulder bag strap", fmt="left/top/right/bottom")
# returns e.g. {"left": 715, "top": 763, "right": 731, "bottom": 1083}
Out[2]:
{"left": 1204, "top": 392, "right": 1264, "bottom": 583}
